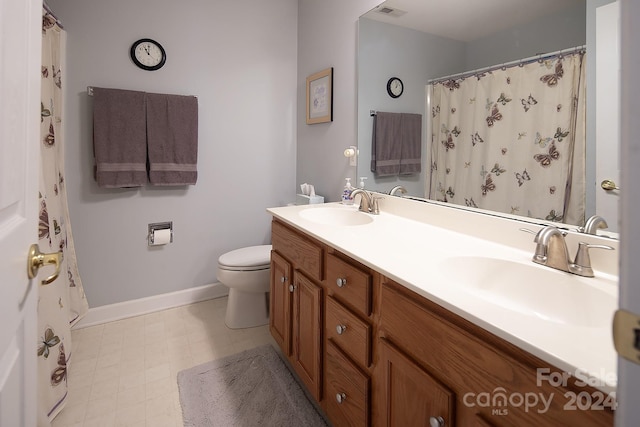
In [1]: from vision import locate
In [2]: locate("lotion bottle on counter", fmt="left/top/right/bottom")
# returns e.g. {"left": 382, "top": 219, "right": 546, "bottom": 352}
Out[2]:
{"left": 342, "top": 178, "right": 354, "bottom": 205}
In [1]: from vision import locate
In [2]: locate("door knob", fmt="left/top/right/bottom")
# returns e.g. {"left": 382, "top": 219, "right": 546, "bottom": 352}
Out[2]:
{"left": 601, "top": 179, "right": 620, "bottom": 191}
{"left": 27, "top": 244, "right": 63, "bottom": 285}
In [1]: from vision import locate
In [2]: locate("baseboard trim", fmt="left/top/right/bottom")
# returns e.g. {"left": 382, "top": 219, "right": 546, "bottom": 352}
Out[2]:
{"left": 73, "top": 282, "right": 229, "bottom": 329}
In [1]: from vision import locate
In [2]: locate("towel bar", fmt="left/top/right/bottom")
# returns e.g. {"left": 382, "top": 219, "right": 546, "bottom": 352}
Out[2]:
{"left": 87, "top": 86, "right": 197, "bottom": 98}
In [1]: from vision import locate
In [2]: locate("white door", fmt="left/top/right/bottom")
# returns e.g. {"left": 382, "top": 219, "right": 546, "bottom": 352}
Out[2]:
{"left": 595, "top": 1, "right": 620, "bottom": 232}
{"left": 617, "top": 0, "right": 640, "bottom": 425}
{"left": 0, "top": 0, "right": 42, "bottom": 426}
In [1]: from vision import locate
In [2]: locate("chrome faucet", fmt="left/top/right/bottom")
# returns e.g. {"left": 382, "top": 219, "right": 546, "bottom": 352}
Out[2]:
{"left": 582, "top": 215, "right": 609, "bottom": 235}
{"left": 389, "top": 185, "right": 407, "bottom": 197}
{"left": 531, "top": 226, "right": 572, "bottom": 272}
{"left": 525, "top": 225, "right": 614, "bottom": 277}
{"left": 350, "top": 188, "right": 380, "bottom": 214}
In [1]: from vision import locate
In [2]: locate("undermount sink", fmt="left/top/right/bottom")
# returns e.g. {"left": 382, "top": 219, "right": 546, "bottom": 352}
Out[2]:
{"left": 299, "top": 206, "right": 374, "bottom": 226}
{"left": 438, "top": 256, "right": 617, "bottom": 328}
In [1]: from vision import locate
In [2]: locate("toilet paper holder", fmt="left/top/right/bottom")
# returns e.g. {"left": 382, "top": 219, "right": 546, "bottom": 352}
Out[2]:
{"left": 148, "top": 221, "right": 173, "bottom": 245}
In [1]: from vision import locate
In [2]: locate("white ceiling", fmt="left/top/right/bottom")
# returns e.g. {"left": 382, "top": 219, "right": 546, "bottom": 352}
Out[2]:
{"left": 362, "top": 0, "right": 585, "bottom": 42}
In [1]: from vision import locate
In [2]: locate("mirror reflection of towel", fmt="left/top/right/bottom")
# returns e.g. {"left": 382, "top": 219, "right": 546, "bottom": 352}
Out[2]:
{"left": 399, "top": 113, "right": 422, "bottom": 175}
{"left": 371, "top": 112, "right": 422, "bottom": 176}
{"left": 371, "top": 112, "right": 401, "bottom": 176}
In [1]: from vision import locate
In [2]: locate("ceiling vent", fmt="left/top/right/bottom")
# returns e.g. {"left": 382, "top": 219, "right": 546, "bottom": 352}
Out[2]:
{"left": 374, "top": 6, "right": 407, "bottom": 18}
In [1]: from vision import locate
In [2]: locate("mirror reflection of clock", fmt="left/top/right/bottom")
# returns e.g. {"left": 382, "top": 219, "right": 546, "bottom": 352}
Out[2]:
{"left": 387, "top": 77, "right": 403, "bottom": 98}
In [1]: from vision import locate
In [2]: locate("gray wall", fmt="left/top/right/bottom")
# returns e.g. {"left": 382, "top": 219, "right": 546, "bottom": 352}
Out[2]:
{"left": 357, "top": 18, "right": 466, "bottom": 195}
{"left": 296, "top": 0, "right": 382, "bottom": 202}
{"left": 49, "top": 0, "right": 298, "bottom": 307}
{"left": 465, "top": 3, "right": 587, "bottom": 70}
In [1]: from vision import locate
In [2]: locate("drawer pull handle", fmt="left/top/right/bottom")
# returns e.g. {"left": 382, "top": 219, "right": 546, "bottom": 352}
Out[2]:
{"left": 336, "top": 324, "right": 347, "bottom": 335}
{"left": 288, "top": 284, "right": 296, "bottom": 293}
{"left": 429, "top": 416, "right": 445, "bottom": 427}
{"left": 336, "top": 392, "right": 346, "bottom": 404}
{"left": 280, "top": 276, "right": 287, "bottom": 283}
{"left": 336, "top": 278, "right": 347, "bottom": 287}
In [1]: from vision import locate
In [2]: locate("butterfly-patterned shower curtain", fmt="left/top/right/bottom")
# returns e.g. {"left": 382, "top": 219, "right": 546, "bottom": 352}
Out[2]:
{"left": 38, "top": 8, "right": 89, "bottom": 425}
{"left": 428, "top": 51, "right": 586, "bottom": 225}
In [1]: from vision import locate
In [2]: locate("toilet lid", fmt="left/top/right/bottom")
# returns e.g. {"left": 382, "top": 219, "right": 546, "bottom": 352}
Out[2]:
{"left": 218, "top": 245, "right": 272, "bottom": 270}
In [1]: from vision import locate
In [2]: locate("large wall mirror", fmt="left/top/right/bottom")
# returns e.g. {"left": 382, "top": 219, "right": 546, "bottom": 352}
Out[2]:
{"left": 357, "top": 0, "right": 619, "bottom": 235}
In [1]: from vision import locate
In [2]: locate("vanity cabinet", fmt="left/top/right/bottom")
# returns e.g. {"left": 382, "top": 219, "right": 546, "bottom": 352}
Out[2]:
{"left": 376, "top": 278, "right": 614, "bottom": 427}
{"left": 269, "top": 218, "right": 613, "bottom": 427}
{"left": 270, "top": 220, "right": 324, "bottom": 401}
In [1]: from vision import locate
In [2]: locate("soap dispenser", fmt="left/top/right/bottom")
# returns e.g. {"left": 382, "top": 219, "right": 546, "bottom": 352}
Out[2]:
{"left": 342, "top": 178, "right": 354, "bottom": 205}
{"left": 359, "top": 177, "right": 368, "bottom": 189}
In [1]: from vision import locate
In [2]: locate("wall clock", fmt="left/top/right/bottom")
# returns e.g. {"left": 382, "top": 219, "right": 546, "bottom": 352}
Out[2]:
{"left": 387, "top": 77, "right": 403, "bottom": 98}
{"left": 130, "top": 38, "right": 166, "bottom": 71}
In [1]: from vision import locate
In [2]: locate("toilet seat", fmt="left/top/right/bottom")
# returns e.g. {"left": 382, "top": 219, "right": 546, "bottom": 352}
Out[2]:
{"left": 218, "top": 244, "right": 272, "bottom": 272}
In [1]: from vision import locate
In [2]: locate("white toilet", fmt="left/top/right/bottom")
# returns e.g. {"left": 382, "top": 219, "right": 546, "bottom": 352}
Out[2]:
{"left": 217, "top": 244, "right": 272, "bottom": 329}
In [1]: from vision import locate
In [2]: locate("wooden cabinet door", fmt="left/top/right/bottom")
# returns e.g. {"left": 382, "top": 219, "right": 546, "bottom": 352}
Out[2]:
{"left": 379, "top": 339, "right": 454, "bottom": 427}
{"left": 292, "top": 271, "right": 323, "bottom": 401}
{"left": 269, "top": 251, "right": 292, "bottom": 355}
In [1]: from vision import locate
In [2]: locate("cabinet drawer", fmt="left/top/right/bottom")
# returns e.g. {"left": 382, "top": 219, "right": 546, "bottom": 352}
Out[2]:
{"left": 325, "top": 341, "right": 369, "bottom": 427}
{"left": 326, "top": 296, "right": 371, "bottom": 367}
{"left": 271, "top": 220, "right": 323, "bottom": 281}
{"left": 326, "top": 253, "right": 372, "bottom": 317}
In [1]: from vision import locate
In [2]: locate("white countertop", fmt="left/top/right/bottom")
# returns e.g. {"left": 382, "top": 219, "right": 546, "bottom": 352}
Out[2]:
{"left": 267, "top": 198, "right": 619, "bottom": 395}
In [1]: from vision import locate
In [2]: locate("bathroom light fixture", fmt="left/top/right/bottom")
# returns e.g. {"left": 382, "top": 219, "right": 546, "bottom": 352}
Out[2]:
{"left": 344, "top": 145, "right": 358, "bottom": 166}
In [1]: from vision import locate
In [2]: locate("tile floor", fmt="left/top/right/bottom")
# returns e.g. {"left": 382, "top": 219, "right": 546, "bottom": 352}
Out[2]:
{"left": 52, "top": 297, "right": 275, "bottom": 427}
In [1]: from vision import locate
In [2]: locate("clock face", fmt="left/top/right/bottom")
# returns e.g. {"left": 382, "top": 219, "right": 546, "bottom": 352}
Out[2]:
{"left": 387, "top": 77, "right": 403, "bottom": 98}
{"left": 130, "top": 39, "right": 166, "bottom": 71}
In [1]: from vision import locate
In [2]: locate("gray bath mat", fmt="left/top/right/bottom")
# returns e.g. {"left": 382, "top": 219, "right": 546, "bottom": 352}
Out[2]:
{"left": 177, "top": 344, "right": 328, "bottom": 426}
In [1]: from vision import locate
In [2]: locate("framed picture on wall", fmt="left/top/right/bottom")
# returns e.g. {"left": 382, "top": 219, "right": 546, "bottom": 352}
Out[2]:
{"left": 306, "top": 67, "right": 333, "bottom": 124}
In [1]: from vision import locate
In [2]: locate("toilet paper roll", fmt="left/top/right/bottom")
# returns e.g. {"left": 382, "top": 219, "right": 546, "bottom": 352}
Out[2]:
{"left": 151, "top": 228, "right": 172, "bottom": 245}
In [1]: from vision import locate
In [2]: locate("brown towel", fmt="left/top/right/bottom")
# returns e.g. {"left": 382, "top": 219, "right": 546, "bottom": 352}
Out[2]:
{"left": 92, "top": 88, "right": 147, "bottom": 188}
{"left": 146, "top": 93, "right": 199, "bottom": 185}
{"left": 399, "top": 113, "right": 422, "bottom": 175}
{"left": 371, "top": 112, "right": 402, "bottom": 176}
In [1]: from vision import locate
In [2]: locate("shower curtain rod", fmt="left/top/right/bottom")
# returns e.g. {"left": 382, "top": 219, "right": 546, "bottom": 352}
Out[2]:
{"left": 428, "top": 45, "right": 586, "bottom": 85}
{"left": 43, "top": 1, "right": 64, "bottom": 28}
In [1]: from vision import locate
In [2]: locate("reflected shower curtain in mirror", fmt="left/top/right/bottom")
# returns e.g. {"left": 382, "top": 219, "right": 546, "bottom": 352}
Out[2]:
{"left": 428, "top": 52, "right": 586, "bottom": 225}
{"left": 39, "top": 8, "right": 89, "bottom": 425}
